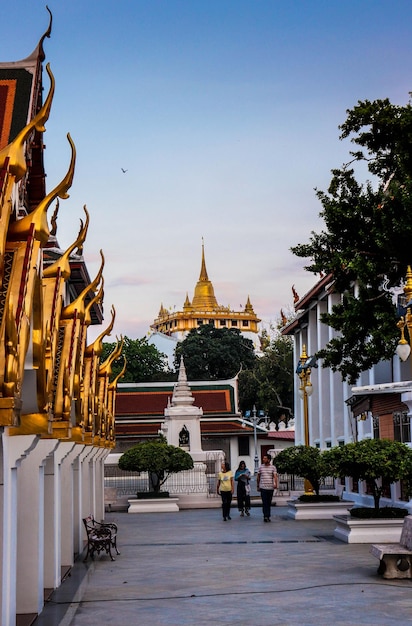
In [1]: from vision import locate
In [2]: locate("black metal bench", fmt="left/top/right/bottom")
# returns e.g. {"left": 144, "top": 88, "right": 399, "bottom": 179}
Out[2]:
{"left": 82, "top": 515, "right": 120, "bottom": 562}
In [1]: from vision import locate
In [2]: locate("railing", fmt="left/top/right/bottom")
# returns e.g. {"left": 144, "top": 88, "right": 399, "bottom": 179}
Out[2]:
{"left": 104, "top": 465, "right": 336, "bottom": 499}
{"left": 104, "top": 462, "right": 217, "bottom": 497}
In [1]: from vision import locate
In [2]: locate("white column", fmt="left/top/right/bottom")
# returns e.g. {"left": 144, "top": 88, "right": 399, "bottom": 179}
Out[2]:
{"left": 1, "top": 432, "right": 38, "bottom": 626}
{"left": 61, "top": 443, "right": 82, "bottom": 568}
{"left": 43, "top": 442, "right": 76, "bottom": 590}
{"left": 16, "top": 438, "right": 58, "bottom": 616}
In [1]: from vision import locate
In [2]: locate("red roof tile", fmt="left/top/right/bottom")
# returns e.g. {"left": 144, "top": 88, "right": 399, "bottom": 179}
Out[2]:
{"left": 116, "top": 389, "right": 233, "bottom": 416}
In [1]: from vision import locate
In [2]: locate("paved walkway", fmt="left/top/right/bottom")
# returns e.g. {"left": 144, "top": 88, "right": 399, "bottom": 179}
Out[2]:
{"left": 35, "top": 504, "right": 412, "bottom": 626}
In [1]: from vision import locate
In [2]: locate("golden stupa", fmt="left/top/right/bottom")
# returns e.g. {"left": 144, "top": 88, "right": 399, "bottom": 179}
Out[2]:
{"left": 151, "top": 243, "right": 260, "bottom": 339}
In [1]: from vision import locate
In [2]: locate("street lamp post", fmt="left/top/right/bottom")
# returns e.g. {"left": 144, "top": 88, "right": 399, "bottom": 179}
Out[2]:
{"left": 296, "top": 345, "right": 317, "bottom": 493}
{"left": 396, "top": 266, "right": 412, "bottom": 362}
{"left": 243, "top": 405, "right": 268, "bottom": 473}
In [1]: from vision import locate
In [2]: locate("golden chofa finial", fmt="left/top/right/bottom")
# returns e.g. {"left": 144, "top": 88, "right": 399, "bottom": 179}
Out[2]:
{"left": 99, "top": 336, "right": 124, "bottom": 376}
{"left": 0, "top": 64, "right": 55, "bottom": 181}
{"left": 60, "top": 250, "right": 105, "bottom": 320}
{"left": 85, "top": 278, "right": 104, "bottom": 327}
{"left": 43, "top": 206, "right": 89, "bottom": 279}
{"left": 85, "top": 306, "right": 116, "bottom": 357}
{"left": 108, "top": 357, "right": 127, "bottom": 390}
{"left": 8, "top": 133, "right": 76, "bottom": 243}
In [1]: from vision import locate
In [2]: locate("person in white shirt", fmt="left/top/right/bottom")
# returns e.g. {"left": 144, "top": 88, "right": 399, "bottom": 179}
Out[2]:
{"left": 257, "top": 455, "right": 278, "bottom": 522}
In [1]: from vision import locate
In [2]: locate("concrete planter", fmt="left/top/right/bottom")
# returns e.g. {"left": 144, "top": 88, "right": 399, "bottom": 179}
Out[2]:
{"left": 333, "top": 514, "right": 405, "bottom": 543}
{"left": 287, "top": 500, "right": 354, "bottom": 520}
{"left": 127, "top": 497, "right": 179, "bottom": 513}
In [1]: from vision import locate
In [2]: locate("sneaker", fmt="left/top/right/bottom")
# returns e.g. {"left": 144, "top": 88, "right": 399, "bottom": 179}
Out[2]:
{"left": 240, "top": 511, "right": 244, "bottom": 517}
{"left": 264, "top": 517, "right": 268, "bottom": 522}
{"left": 227, "top": 515, "right": 231, "bottom": 520}
{"left": 223, "top": 517, "right": 227, "bottom": 521}
{"left": 246, "top": 510, "right": 250, "bottom": 516}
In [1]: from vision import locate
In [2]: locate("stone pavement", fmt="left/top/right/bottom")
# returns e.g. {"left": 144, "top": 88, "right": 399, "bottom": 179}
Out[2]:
{"left": 35, "top": 504, "right": 412, "bottom": 626}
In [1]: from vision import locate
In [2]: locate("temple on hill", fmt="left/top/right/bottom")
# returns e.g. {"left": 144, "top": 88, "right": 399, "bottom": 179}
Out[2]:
{"left": 150, "top": 242, "right": 261, "bottom": 342}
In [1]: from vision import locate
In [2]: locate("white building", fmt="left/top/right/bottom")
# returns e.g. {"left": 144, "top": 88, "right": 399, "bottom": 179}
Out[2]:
{"left": 282, "top": 273, "right": 412, "bottom": 509}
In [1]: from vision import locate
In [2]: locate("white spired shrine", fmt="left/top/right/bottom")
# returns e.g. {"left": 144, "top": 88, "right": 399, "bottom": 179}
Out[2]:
{"left": 162, "top": 357, "right": 224, "bottom": 507}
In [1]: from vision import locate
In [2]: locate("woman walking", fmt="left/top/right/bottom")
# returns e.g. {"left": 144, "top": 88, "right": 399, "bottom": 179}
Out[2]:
{"left": 217, "top": 460, "right": 234, "bottom": 521}
{"left": 235, "top": 460, "right": 251, "bottom": 516}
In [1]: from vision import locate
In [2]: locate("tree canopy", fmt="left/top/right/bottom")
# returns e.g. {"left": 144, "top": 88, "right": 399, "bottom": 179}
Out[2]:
{"left": 275, "top": 445, "right": 328, "bottom": 496}
{"left": 292, "top": 95, "right": 412, "bottom": 383}
{"left": 174, "top": 324, "right": 257, "bottom": 380}
{"left": 118, "top": 439, "right": 194, "bottom": 492}
{"left": 101, "top": 336, "right": 171, "bottom": 383}
{"left": 323, "top": 438, "right": 412, "bottom": 511}
{"left": 238, "top": 334, "right": 294, "bottom": 428}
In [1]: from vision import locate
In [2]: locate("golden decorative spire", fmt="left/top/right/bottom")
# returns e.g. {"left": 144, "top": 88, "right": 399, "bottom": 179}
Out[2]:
{"left": 0, "top": 64, "right": 55, "bottom": 181}
{"left": 60, "top": 249, "right": 104, "bottom": 320}
{"left": 191, "top": 241, "right": 218, "bottom": 311}
{"left": 8, "top": 133, "right": 76, "bottom": 243}
{"left": 43, "top": 206, "right": 89, "bottom": 279}
{"left": 244, "top": 295, "right": 255, "bottom": 313}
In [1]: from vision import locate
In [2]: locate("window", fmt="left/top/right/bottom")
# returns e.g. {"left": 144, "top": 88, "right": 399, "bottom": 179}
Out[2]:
{"left": 242, "top": 320, "right": 249, "bottom": 327}
{"left": 231, "top": 320, "right": 238, "bottom": 327}
{"left": 238, "top": 436, "right": 249, "bottom": 456}
{"left": 208, "top": 320, "right": 214, "bottom": 326}
{"left": 219, "top": 319, "right": 226, "bottom": 326}
{"left": 197, "top": 319, "right": 203, "bottom": 326}
{"left": 393, "top": 411, "right": 411, "bottom": 443}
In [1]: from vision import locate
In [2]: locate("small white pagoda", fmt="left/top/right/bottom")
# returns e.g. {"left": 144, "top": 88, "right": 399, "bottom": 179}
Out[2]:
{"left": 161, "top": 358, "right": 223, "bottom": 506}
{"left": 163, "top": 357, "right": 205, "bottom": 461}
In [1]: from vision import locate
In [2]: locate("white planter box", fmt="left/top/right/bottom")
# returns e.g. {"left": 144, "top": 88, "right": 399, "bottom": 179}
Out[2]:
{"left": 287, "top": 500, "right": 354, "bottom": 520}
{"left": 333, "top": 514, "right": 405, "bottom": 543}
{"left": 127, "top": 498, "right": 179, "bottom": 513}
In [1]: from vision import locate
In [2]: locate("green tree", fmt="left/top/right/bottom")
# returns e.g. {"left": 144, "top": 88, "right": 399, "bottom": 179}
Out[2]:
{"left": 323, "top": 439, "right": 412, "bottom": 512}
{"left": 101, "top": 336, "right": 171, "bottom": 383}
{"left": 292, "top": 95, "right": 412, "bottom": 383}
{"left": 238, "top": 334, "right": 294, "bottom": 428}
{"left": 174, "top": 324, "right": 256, "bottom": 380}
{"left": 118, "top": 439, "right": 194, "bottom": 492}
{"left": 275, "top": 445, "right": 328, "bottom": 496}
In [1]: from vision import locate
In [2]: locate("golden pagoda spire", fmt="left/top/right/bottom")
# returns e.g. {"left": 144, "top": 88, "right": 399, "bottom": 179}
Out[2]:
{"left": 199, "top": 238, "right": 209, "bottom": 282}
{"left": 191, "top": 240, "right": 218, "bottom": 311}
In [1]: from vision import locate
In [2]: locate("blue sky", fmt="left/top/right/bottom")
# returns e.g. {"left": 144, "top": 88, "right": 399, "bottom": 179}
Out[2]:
{"left": 4, "top": 1, "right": 412, "bottom": 341}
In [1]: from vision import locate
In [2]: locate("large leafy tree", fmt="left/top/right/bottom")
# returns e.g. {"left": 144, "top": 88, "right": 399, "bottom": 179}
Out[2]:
{"left": 101, "top": 336, "right": 172, "bottom": 383}
{"left": 174, "top": 324, "right": 257, "bottom": 380}
{"left": 238, "top": 334, "right": 294, "bottom": 428}
{"left": 292, "top": 96, "right": 412, "bottom": 383}
{"left": 118, "top": 439, "right": 194, "bottom": 492}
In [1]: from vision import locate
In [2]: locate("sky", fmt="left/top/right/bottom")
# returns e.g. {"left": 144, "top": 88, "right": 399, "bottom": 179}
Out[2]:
{"left": 3, "top": 1, "right": 412, "bottom": 344}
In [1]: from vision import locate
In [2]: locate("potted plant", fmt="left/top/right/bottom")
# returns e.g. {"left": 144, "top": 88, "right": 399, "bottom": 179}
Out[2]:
{"left": 275, "top": 444, "right": 333, "bottom": 498}
{"left": 118, "top": 438, "right": 194, "bottom": 498}
{"left": 275, "top": 445, "right": 353, "bottom": 519}
{"left": 323, "top": 438, "right": 412, "bottom": 543}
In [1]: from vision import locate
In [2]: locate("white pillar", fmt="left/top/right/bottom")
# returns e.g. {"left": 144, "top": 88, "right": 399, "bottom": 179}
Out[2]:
{"left": 16, "top": 438, "right": 58, "bottom": 615}
{"left": 1, "top": 432, "right": 38, "bottom": 626}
